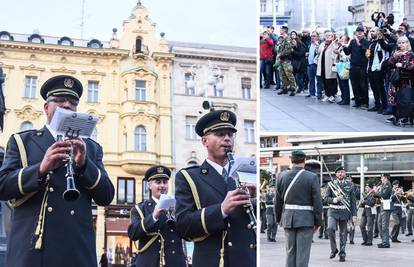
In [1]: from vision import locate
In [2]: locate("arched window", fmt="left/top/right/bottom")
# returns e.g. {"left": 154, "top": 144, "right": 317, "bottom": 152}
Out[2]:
{"left": 58, "top": 37, "right": 74, "bottom": 46}
{"left": 28, "top": 34, "right": 44, "bottom": 44}
{"left": 135, "top": 37, "right": 143, "bottom": 53}
{"left": 0, "top": 31, "right": 14, "bottom": 41}
{"left": 87, "top": 39, "right": 103, "bottom": 48}
{"left": 20, "top": 121, "right": 33, "bottom": 131}
{"left": 134, "top": 125, "right": 147, "bottom": 152}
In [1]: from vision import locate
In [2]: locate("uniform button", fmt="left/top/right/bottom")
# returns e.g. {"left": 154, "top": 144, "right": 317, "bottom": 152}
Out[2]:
{"left": 250, "top": 244, "right": 255, "bottom": 249}
{"left": 171, "top": 240, "right": 175, "bottom": 243}
{"left": 228, "top": 223, "right": 231, "bottom": 228}
{"left": 228, "top": 242, "right": 233, "bottom": 246}
{"left": 158, "top": 240, "right": 161, "bottom": 243}
{"left": 49, "top": 171, "right": 53, "bottom": 175}
{"left": 247, "top": 224, "right": 252, "bottom": 229}
{"left": 47, "top": 207, "right": 53, "bottom": 213}
{"left": 70, "top": 210, "right": 75, "bottom": 215}
{"left": 159, "top": 250, "right": 161, "bottom": 254}
{"left": 170, "top": 229, "right": 174, "bottom": 232}
{"left": 49, "top": 187, "right": 54, "bottom": 192}
{"left": 172, "top": 250, "right": 175, "bottom": 254}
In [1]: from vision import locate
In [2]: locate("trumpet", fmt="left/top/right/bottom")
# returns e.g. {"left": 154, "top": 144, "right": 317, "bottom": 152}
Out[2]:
{"left": 327, "top": 180, "right": 351, "bottom": 214}
{"left": 226, "top": 148, "right": 257, "bottom": 232}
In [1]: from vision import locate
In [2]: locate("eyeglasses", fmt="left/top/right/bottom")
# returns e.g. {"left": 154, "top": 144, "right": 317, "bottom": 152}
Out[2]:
{"left": 211, "top": 131, "right": 235, "bottom": 138}
{"left": 47, "top": 96, "right": 79, "bottom": 106}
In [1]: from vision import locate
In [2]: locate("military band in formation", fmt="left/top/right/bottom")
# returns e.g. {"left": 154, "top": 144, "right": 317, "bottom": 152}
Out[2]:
{"left": 262, "top": 150, "right": 414, "bottom": 266}
{"left": 0, "top": 75, "right": 256, "bottom": 267}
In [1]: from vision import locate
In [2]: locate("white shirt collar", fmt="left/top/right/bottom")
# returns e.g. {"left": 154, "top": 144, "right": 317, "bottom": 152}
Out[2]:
{"left": 45, "top": 124, "right": 58, "bottom": 141}
{"left": 151, "top": 196, "right": 160, "bottom": 205}
{"left": 206, "top": 159, "right": 229, "bottom": 176}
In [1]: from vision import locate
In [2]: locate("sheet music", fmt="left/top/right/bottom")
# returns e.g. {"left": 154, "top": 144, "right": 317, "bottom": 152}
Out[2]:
{"left": 50, "top": 107, "right": 98, "bottom": 139}
{"left": 157, "top": 194, "right": 176, "bottom": 210}
{"left": 229, "top": 157, "right": 256, "bottom": 184}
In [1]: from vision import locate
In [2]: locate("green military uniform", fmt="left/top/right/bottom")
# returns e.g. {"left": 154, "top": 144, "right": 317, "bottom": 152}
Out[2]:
{"left": 276, "top": 36, "right": 297, "bottom": 95}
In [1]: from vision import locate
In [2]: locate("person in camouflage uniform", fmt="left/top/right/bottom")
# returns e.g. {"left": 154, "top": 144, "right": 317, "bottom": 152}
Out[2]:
{"left": 276, "top": 26, "right": 297, "bottom": 96}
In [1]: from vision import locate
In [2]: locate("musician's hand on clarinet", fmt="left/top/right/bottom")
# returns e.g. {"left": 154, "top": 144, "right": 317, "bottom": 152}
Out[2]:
{"left": 39, "top": 141, "right": 72, "bottom": 176}
{"left": 243, "top": 182, "right": 257, "bottom": 198}
{"left": 70, "top": 138, "right": 86, "bottom": 168}
{"left": 221, "top": 188, "right": 250, "bottom": 215}
{"left": 153, "top": 207, "right": 165, "bottom": 220}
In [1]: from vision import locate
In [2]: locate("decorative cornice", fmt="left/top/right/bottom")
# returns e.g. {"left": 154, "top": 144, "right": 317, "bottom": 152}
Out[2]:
{"left": 0, "top": 41, "right": 129, "bottom": 58}
{"left": 0, "top": 63, "right": 15, "bottom": 70}
{"left": 81, "top": 69, "right": 107, "bottom": 76}
{"left": 50, "top": 66, "right": 77, "bottom": 74}
{"left": 86, "top": 109, "right": 105, "bottom": 123}
{"left": 19, "top": 64, "right": 45, "bottom": 72}
{"left": 174, "top": 53, "right": 255, "bottom": 64}
{"left": 14, "top": 105, "right": 43, "bottom": 121}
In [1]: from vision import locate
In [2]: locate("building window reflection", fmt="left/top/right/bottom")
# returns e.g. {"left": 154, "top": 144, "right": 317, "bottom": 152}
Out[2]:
{"left": 134, "top": 125, "right": 147, "bottom": 152}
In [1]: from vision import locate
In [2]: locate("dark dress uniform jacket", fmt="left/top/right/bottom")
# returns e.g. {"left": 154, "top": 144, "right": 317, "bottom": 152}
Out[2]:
{"left": 0, "top": 127, "right": 115, "bottom": 267}
{"left": 128, "top": 199, "right": 186, "bottom": 267}
{"left": 374, "top": 180, "right": 393, "bottom": 211}
{"left": 265, "top": 192, "right": 275, "bottom": 216}
{"left": 275, "top": 167, "right": 323, "bottom": 228}
{"left": 175, "top": 161, "right": 256, "bottom": 267}
{"left": 361, "top": 194, "right": 376, "bottom": 217}
{"left": 326, "top": 180, "right": 357, "bottom": 220}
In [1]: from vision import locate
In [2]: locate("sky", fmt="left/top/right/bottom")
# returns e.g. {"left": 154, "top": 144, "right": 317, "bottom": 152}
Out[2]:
{"left": 0, "top": 0, "right": 257, "bottom": 48}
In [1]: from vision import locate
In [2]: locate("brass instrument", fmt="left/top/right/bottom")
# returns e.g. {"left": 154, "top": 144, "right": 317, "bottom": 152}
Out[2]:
{"left": 226, "top": 148, "right": 257, "bottom": 232}
{"left": 57, "top": 132, "right": 80, "bottom": 201}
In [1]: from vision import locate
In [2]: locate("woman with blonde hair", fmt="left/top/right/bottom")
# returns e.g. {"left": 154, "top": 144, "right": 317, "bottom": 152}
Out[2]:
{"left": 387, "top": 35, "right": 414, "bottom": 125}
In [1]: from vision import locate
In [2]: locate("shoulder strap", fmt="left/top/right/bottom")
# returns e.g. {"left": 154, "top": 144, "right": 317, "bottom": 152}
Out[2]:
{"left": 180, "top": 169, "right": 201, "bottom": 209}
{"left": 179, "top": 169, "right": 209, "bottom": 242}
{"left": 284, "top": 169, "right": 305, "bottom": 202}
{"left": 8, "top": 134, "right": 36, "bottom": 208}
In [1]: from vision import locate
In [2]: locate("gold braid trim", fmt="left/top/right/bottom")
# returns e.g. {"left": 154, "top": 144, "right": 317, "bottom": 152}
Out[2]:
{"left": 219, "top": 231, "right": 228, "bottom": 267}
{"left": 34, "top": 174, "right": 51, "bottom": 250}
{"left": 85, "top": 168, "right": 101, "bottom": 190}
{"left": 8, "top": 134, "right": 37, "bottom": 208}
{"left": 180, "top": 170, "right": 210, "bottom": 242}
{"left": 132, "top": 205, "right": 165, "bottom": 267}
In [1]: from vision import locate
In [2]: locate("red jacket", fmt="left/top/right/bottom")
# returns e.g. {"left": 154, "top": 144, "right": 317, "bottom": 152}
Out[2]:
{"left": 260, "top": 37, "right": 274, "bottom": 59}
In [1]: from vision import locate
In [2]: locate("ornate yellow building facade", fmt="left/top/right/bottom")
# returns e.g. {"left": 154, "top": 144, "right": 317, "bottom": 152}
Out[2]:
{"left": 0, "top": 2, "right": 173, "bottom": 263}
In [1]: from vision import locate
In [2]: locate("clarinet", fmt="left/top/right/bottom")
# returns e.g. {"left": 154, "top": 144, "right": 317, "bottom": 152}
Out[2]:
{"left": 58, "top": 133, "right": 80, "bottom": 201}
{"left": 225, "top": 147, "right": 257, "bottom": 232}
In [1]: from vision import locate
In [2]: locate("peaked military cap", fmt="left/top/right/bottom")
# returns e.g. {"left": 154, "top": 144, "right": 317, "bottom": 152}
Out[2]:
{"left": 392, "top": 180, "right": 400, "bottom": 186}
{"left": 195, "top": 110, "right": 237, "bottom": 137}
{"left": 144, "top": 165, "right": 171, "bottom": 181}
{"left": 382, "top": 173, "right": 391, "bottom": 178}
{"left": 40, "top": 75, "right": 83, "bottom": 100}
{"left": 335, "top": 166, "right": 345, "bottom": 173}
{"left": 291, "top": 149, "right": 306, "bottom": 157}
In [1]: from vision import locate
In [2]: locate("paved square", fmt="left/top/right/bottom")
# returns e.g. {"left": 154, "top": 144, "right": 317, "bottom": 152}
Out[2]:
{"left": 260, "top": 229, "right": 414, "bottom": 267}
{"left": 260, "top": 88, "right": 414, "bottom": 132}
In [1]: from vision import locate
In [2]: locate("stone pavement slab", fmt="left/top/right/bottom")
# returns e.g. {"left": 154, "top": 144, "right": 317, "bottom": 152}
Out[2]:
{"left": 260, "top": 88, "right": 414, "bottom": 132}
{"left": 260, "top": 229, "right": 414, "bottom": 267}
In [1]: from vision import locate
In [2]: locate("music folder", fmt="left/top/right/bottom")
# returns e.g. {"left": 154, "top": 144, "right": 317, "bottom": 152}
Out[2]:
{"left": 229, "top": 157, "right": 256, "bottom": 184}
{"left": 50, "top": 107, "right": 98, "bottom": 138}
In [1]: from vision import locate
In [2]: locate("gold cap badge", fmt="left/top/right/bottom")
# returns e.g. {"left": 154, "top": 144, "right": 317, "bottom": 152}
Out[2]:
{"left": 220, "top": 111, "right": 230, "bottom": 121}
{"left": 157, "top": 167, "right": 164, "bottom": 173}
{"left": 64, "top": 78, "right": 74, "bottom": 88}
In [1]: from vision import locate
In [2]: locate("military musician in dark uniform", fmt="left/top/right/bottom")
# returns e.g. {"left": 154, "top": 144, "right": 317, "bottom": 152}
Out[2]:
{"left": 359, "top": 184, "right": 376, "bottom": 246}
{"left": 275, "top": 150, "right": 323, "bottom": 267}
{"left": 325, "top": 166, "right": 357, "bottom": 262}
{"left": 265, "top": 183, "right": 277, "bottom": 242}
{"left": 0, "top": 75, "right": 115, "bottom": 267}
{"left": 174, "top": 110, "right": 256, "bottom": 267}
{"left": 128, "top": 165, "right": 186, "bottom": 267}
{"left": 374, "top": 173, "right": 393, "bottom": 248}
{"left": 390, "top": 180, "right": 403, "bottom": 243}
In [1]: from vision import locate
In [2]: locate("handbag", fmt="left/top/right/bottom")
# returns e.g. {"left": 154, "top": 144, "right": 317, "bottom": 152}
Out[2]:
{"left": 336, "top": 61, "right": 350, "bottom": 80}
{"left": 389, "top": 68, "right": 400, "bottom": 86}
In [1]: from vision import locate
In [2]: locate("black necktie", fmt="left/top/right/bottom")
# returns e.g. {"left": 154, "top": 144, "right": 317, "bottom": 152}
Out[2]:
{"left": 222, "top": 168, "right": 228, "bottom": 184}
